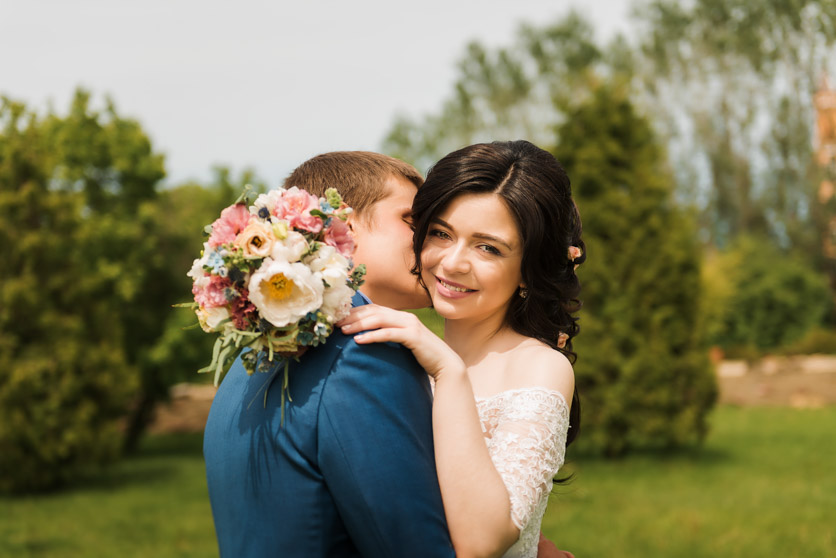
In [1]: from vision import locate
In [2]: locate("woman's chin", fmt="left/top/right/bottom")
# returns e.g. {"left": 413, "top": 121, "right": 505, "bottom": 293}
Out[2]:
{"left": 430, "top": 297, "right": 468, "bottom": 320}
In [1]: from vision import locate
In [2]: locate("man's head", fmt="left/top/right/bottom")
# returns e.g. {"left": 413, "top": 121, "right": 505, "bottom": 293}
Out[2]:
{"left": 283, "top": 151, "right": 429, "bottom": 309}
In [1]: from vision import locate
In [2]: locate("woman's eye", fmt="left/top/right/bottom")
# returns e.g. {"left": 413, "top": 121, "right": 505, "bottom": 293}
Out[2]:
{"left": 479, "top": 244, "right": 501, "bottom": 255}
{"left": 429, "top": 229, "right": 451, "bottom": 240}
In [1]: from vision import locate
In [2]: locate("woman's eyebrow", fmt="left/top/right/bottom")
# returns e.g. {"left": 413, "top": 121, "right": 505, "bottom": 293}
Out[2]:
{"left": 473, "top": 233, "right": 512, "bottom": 251}
{"left": 432, "top": 217, "right": 512, "bottom": 250}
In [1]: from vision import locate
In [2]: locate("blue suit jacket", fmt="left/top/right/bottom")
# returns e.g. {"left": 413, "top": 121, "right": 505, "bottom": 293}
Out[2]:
{"left": 204, "top": 293, "right": 455, "bottom": 557}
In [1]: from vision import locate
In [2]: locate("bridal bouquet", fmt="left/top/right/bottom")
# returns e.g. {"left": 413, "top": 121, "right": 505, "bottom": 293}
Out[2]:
{"left": 184, "top": 186, "right": 365, "bottom": 410}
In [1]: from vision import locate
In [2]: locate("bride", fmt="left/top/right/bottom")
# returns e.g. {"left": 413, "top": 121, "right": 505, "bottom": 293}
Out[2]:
{"left": 338, "top": 140, "right": 584, "bottom": 558}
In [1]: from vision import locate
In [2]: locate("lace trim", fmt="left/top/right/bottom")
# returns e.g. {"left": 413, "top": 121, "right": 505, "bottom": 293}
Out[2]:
{"left": 474, "top": 386, "right": 569, "bottom": 406}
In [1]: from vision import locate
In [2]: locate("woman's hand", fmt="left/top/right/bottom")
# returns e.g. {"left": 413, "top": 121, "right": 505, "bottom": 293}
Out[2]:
{"left": 337, "top": 305, "right": 464, "bottom": 380}
{"left": 538, "top": 533, "right": 575, "bottom": 558}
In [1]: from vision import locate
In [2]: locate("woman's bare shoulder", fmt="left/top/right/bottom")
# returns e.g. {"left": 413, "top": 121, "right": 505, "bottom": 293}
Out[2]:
{"left": 502, "top": 339, "right": 574, "bottom": 398}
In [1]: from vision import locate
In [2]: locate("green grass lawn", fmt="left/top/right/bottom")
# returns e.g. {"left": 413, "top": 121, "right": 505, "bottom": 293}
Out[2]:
{"left": 0, "top": 435, "right": 217, "bottom": 558}
{"left": 1, "top": 406, "right": 833, "bottom": 557}
{"left": 542, "top": 406, "right": 836, "bottom": 557}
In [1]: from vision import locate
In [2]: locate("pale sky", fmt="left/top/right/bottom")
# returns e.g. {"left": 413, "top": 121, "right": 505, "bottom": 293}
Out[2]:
{"left": 1, "top": 0, "right": 631, "bottom": 185}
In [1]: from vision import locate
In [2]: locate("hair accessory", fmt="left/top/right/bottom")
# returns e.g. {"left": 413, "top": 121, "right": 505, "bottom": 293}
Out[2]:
{"left": 568, "top": 245, "right": 582, "bottom": 270}
{"left": 519, "top": 286, "right": 529, "bottom": 299}
{"left": 557, "top": 332, "right": 569, "bottom": 349}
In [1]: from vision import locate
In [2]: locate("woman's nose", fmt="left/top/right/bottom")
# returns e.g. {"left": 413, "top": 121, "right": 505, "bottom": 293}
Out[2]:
{"left": 440, "top": 243, "right": 470, "bottom": 274}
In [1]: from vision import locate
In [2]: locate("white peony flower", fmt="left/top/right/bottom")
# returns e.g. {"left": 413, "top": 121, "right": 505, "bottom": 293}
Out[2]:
{"left": 197, "top": 305, "right": 230, "bottom": 332}
{"left": 250, "top": 188, "right": 287, "bottom": 216}
{"left": 306, "top": 245, "right": 349, "bottom": 273}
{"left": 270, "top": 230, "right": 309, "bottom": 263}
{"left": 319, "top": 266, "right": 354, "bottom": 323}
{"left": 304, "top": 245, "right": 354, "bottom": 322}
{"left": 248, "top": 258, "right": 324, "bottom": 327}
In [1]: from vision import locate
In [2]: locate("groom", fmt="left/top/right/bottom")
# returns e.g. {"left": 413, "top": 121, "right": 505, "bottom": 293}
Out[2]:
{"left": 203, "top": 151, "right": 456, "bottom": 557}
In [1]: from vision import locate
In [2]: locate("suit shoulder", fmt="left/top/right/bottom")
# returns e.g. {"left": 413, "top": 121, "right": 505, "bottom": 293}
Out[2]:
{"left": 335, "top": 333, "right": 423, "bottom": 372}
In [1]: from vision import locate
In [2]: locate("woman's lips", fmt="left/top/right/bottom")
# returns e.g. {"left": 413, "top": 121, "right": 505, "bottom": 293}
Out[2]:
{"left": 434, "top": 276, "right": 476, "bottom": 299}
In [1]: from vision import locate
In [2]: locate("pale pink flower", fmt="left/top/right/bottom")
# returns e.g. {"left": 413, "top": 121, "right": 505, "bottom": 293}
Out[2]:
{"left": 234, "top": 221, "right": 275, "bottom": 258}
{"left": 194, "top": 275, "right": 232, "bottom": 308}
{"left": 292, "top": 212, "right": 324, "bottom": 234}
{"left": 275, "top": 187, "right": 323, "bottom": 233}
{"left": 568, "top": 245, "right": 582, "bottom": 270}
{"left": 324, "top": 217, "right": 355, "bottom": 257}
{"left": 208, "top": 204, "right": 252, "bottom": 248}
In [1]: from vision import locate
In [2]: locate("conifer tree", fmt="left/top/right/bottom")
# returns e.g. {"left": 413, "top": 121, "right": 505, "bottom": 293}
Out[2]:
{"left": 556, "top": 84, "right": 717, "bottom": 456}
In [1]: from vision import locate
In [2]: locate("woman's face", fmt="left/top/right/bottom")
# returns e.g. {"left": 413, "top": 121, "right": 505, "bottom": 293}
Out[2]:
{"left": 420, "top": 193, "right": 524, "bottom": 324}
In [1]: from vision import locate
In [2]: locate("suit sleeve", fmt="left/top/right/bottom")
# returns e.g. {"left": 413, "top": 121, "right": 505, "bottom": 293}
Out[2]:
{"left": 318, "top": 339, "right": 456, "bottom": 558}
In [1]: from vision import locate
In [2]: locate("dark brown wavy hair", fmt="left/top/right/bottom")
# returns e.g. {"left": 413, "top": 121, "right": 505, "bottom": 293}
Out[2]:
{"left": 411, "top": 140, "right": 585, "bottom": 446}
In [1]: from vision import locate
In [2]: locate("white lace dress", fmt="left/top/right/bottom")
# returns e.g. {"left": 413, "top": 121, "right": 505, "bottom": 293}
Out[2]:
{"left": 475, "top": 387, "right": 570, "bottom": 558}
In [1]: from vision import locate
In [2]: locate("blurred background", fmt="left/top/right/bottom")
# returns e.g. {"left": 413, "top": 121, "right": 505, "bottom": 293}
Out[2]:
{"left": 1, "top": 0, "right": 834, "bottom": 556}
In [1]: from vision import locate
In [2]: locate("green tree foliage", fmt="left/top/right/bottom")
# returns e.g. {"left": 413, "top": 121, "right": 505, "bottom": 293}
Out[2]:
{"left": 701, "top": 237, "right": 831, "bottom": 352}
{"left": 557, "top": 85, "right": 717, "bottom": 456}
{"left": 0, "top": 88, "right": 262, "bottom": 492}
{"left": 0, "top": 92, "right": 154, "bottom": 492}
{"left": 633, "top": 0, "right": 836, "bottom": 251}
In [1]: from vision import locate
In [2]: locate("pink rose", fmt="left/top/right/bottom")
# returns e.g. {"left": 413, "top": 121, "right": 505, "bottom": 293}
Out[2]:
{"left": 324, "top": 217, "right": 355, "bottom": 257}
{"left": 275, "top": 187, "right": 323, "bottom": 234}
{"left": 208, "top": 204, "right": 252, "bottom": 248}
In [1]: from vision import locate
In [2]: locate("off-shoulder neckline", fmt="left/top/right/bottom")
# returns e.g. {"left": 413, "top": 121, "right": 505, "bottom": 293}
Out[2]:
{"left": 473, "top": 386, "right": 568, "bottom": 407}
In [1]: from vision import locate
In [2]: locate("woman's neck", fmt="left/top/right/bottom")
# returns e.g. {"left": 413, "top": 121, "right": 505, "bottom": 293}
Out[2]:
{"left": 443, "top": 312, "right": 514, "bottom": 366}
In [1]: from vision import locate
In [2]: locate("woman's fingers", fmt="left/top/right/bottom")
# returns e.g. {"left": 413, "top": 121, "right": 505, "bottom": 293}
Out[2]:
{"left": 337, "top": 304, "right": 393, "bottom": 326}
{"left": 339, "top": 306, "right": 414, "bottom": 334}
{"left": 353, "top": 328, "right": 405, "bottom": 345}
{"left": 340, "top": 314, "right": 390, "bottom": 334}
